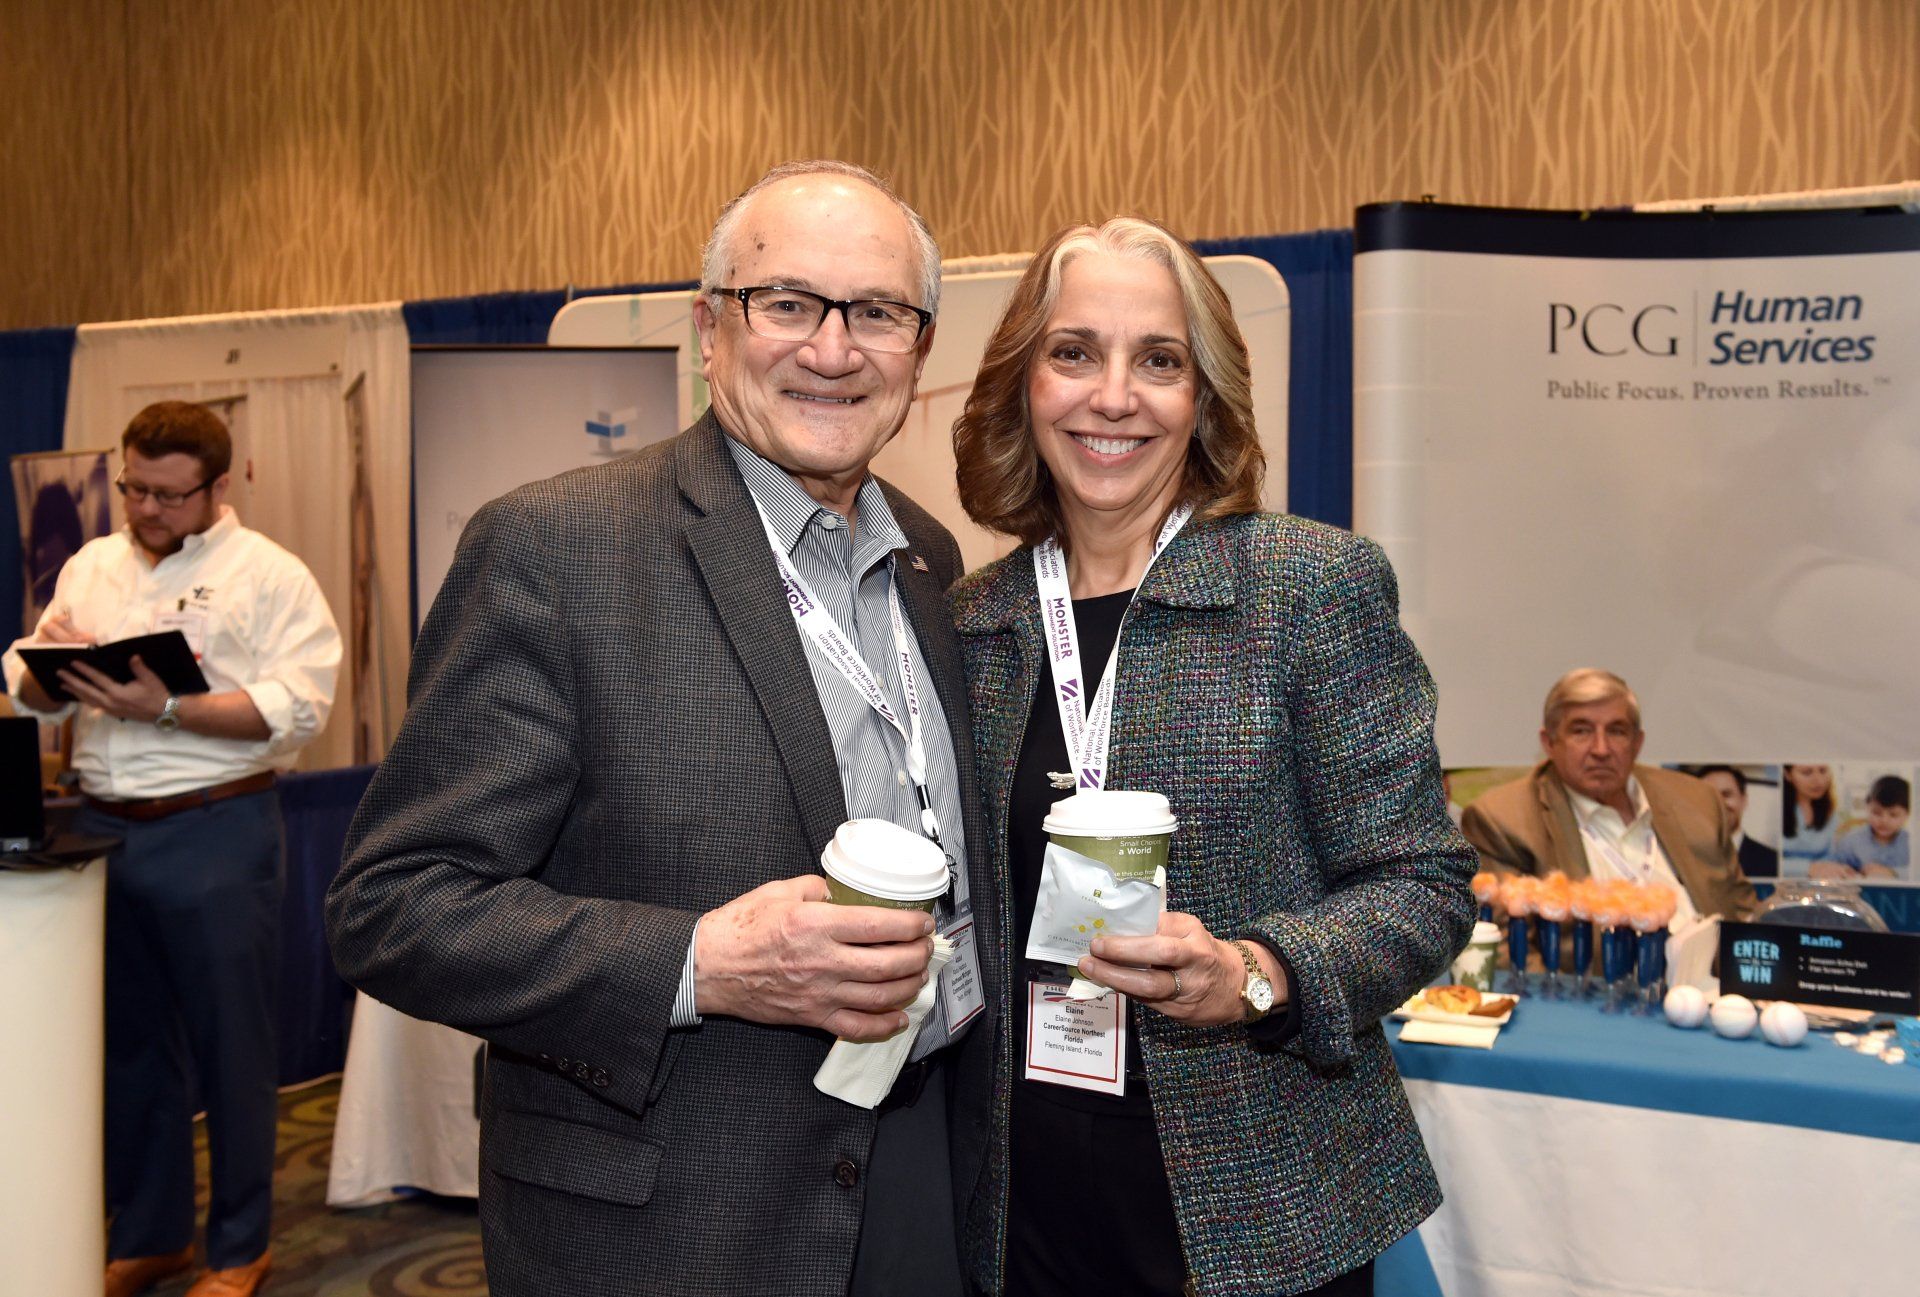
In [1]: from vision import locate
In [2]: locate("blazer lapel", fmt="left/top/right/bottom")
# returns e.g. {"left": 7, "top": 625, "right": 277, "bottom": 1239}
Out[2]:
{"left": 1644, "top": 776, "right": 1713, "bottom": 906}
{"left": 675, "top": 417, "right": 847, "bottom": 853}
{"left": 1535, "top": 767, "right": 1593, "bottom": 880}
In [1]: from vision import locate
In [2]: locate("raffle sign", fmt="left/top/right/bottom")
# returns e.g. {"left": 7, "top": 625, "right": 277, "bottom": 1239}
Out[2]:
{"left": 1718, "top": 921, "right": 1920, "bottom": 1014}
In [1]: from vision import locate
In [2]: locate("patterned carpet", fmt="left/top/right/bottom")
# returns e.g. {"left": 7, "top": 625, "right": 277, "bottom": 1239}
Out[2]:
{"left": 147, "top": 1077, "right": 486, "bottom": 1296}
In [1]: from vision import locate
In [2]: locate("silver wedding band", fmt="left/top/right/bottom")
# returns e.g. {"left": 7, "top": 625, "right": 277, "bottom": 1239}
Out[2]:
{"left": 1171, "top": 970, "right": 1183, "bottom": 999}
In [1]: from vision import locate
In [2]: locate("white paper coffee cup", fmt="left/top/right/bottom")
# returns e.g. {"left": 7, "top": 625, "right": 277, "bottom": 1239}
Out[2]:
{"left": 1041, "top": 789, "right": 1177, "bottom": 883}
{"left": 1451, "top": 920, "right": 1502, "bottom": 991}
{"left": 819, "top": 818, "right": 950, "bottom": 912}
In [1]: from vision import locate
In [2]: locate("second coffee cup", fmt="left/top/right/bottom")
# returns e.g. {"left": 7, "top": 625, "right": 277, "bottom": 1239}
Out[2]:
{"left": 819, "top": 818, "right": 950, "bottom": 912}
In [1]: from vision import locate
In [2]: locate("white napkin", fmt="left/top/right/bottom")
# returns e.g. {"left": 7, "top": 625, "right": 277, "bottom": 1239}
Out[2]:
{"left": 1066, "top": 976, "right": 1110, "bottom": 1001}
{"left": 1667, "top": 914, "right": 1721, "bottom": 991}
{"left": 814, "top": 934, "right": 954, "bottom": 1109}
{"left": 1398, "top": 1019, "right": 1500, "bottom": 1048}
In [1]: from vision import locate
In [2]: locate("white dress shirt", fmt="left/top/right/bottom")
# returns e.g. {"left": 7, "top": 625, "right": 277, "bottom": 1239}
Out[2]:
{"left": 3, "top": 507, "right": 341, "bottom": 799}
{"left": 1567, "top": 778, "right": 1701, "bottom": 928}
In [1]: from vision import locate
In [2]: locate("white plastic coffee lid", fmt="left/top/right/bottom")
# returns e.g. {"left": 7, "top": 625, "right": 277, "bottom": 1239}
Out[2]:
{"left": 819, "top": 818, "right": 950, "bottom": 901}
{"left": 1041, "top": 789, "right": 1177, "bottom": 837}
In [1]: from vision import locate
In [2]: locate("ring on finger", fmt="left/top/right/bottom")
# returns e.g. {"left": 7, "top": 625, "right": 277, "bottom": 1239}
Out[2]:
{"left": 1170, "top": 969, "right": 1183, "bottom": 999}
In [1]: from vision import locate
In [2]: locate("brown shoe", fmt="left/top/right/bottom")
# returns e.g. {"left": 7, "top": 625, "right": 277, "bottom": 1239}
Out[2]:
{"left": 104, "top": 1247, "right": 194, "bottom": 1297}
{"left": 184, "top": 1251, "right": 271, "bottom": 1297}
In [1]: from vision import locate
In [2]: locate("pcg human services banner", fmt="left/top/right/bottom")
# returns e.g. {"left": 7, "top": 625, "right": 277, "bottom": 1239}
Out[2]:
{"left": 1354, "top": 203, "right": 1920, "bottom": 774}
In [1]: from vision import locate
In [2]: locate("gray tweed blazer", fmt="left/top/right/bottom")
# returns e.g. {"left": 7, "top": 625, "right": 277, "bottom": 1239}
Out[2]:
{"left": 326, "top": 413, "right": 997, "bottom": 1297}
{"left": 951, "top": 513, "right": 1476, "bottom": 1297}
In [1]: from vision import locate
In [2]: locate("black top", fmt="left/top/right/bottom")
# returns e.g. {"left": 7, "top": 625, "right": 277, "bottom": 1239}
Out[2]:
{"left": 1009, "top": 589, "right": 1156, "bottom": 1114}
{"left": 1008, "top": 590, "right": 1304, "bottom": 1120}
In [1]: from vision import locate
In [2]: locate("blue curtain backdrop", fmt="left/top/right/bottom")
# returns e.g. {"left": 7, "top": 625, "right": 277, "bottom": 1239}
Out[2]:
{"left": 0, "top": 327, "right": 80, "bottom": 640}
{"left": 400, "top": 231, "right": 1357, "bottom": 526}
{"left": 401, "top": 280, "right": 695, "bottom": 345}
{"left": 277, "top": 765, "right": 375, "bottom": 1083}
{"left": 1194, "top": 229, "right": 1355, "bottom": 529}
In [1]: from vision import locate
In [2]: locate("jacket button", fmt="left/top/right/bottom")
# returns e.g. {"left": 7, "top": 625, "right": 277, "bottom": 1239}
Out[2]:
{"left": 555, "top": 1057, "right": 571, "bottom": 1072}
{"left": 833, "top": 1159, "right": 859, "bottom": 1188}
{"left": 591, "top": 1068, "right": 610, "bottom": 1087}
{"left": 573, "top": 1061, "right": 590, "bottom": 1081}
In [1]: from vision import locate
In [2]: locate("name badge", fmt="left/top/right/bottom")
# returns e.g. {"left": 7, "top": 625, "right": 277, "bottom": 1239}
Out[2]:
{"left": 151, "top": 609, "right": 209, "bottom": 658}
{"left": 1023, "top": 978, "right": 1126, "bottom": 1096}
{"left": 938, "top": 915, "right": 986, "bottom": 1032}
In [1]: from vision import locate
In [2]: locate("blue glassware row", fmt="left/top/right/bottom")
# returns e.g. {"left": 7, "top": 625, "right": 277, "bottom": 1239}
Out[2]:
{"left": 1499, "top": 914, "right": 1668, "bottom": 1010}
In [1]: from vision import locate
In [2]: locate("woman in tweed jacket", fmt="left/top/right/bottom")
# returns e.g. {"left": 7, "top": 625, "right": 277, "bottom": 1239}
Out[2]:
{"left": 946, "top": 218, "right": 1477, "bottom": 1297}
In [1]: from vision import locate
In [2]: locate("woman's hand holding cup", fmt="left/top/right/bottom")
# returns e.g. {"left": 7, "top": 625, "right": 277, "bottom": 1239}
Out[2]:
{"left": 1081, "top": 911, "right": 1286, "bottom": 1027}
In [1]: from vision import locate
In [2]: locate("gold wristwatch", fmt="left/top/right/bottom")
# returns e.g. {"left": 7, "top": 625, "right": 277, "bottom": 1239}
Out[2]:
{"left": 1230, "top": 940, "right": 1276, "bottom": 1022}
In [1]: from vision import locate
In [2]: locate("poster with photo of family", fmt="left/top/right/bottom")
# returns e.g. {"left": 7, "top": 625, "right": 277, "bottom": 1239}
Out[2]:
{"left": 1776, "top": 762, "right": 1914, "bottom": 883}
{"left": 1667, "top": 762, "right": 1914, "bottom": 885}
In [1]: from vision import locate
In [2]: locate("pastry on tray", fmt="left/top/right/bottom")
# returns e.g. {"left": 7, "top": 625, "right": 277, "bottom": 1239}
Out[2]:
{"left": 1424, "top": 984, "right": 1482, "bottom": 1015}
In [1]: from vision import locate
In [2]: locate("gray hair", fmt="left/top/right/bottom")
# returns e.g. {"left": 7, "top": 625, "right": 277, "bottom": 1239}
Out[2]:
{"left": 699, "top": 160, "right": 942, "bottom": 315}
{"left": 1542, "top": 667, "right": 1642, "bottom": 734}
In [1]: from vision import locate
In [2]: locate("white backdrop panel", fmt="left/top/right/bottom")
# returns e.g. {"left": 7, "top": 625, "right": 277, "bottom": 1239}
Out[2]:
{"left": 1355, "top": 225, "right": 1920, "bottom": 766}
{"left": 409, "top": 347, "right": 678, "bottom": 627}
{"left": 62, "top": 307, "right": 411, "bottom": 771}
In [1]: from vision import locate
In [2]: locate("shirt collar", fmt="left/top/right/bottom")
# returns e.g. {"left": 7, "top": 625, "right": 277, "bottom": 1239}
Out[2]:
{"left": 1565, "top": 775, "right": 1650, "bottom": 830}
{"left": 724, "top": 436, "right": 906, "bottom": 564}
{"left": 128, "top": 504, "right": 239, "bottom": 563}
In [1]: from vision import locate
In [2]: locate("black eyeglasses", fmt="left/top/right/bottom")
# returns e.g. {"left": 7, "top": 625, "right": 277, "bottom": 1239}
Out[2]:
{"left": 713, "top": 285, "right": 932, "bottom": 353}
{"left": 116, "top": 472, "right": 215, "bottom": 509}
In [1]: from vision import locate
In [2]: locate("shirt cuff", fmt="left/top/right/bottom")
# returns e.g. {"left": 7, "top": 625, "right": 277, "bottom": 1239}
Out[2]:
{"left": 4, "top": 659, "right": 75, "bottom": 722}
{"left": 1241, "top": 937, "right": 1302, "bottom": 1048}
{"left": 670, "top": 917, "right": 703, "bottom": 1029}
{"left": 7, "top": 690, "right": 74, "bottom": 723}
{"left": 238, "top": 678, "right": 298, "bottom": 745}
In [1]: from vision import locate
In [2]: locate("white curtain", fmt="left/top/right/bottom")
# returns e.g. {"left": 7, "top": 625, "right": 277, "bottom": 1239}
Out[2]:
{"left": 63, "top": 306, "right": 412, "bottom": 771}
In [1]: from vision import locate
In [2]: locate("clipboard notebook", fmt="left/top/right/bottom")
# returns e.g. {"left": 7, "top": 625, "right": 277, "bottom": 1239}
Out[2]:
{"left": 16, "top": 630, "right": 210, "bottom": 705}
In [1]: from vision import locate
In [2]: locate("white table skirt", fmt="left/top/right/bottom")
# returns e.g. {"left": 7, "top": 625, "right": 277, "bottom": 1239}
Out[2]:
{"left": 325, "top": 992, "right": 482, "bottom": 1207}
{"left": 1404, "top": 1079, "right": 1920, "bottom": 1297}
{"left": 0, "top": 859, "right": 106, "bottom": 1297}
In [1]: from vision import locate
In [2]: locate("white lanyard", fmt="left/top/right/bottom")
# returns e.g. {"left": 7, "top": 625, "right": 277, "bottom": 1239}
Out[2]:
{"left": 1032, "top": 504, "right": 1192, "bottom": 790}
{"left": 753, "top": 502, "right": 943, "bottom": 845}
{"left": 1578, "top": 819, "right": 1657, "bottom": 885}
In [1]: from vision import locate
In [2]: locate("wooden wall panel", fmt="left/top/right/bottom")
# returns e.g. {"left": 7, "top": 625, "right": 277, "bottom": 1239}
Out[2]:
{"left": 5, "top": 0, "right": 1918, "bottom": 330}
{"left": 3, "top": 1, "right": 130, "bottom": 329}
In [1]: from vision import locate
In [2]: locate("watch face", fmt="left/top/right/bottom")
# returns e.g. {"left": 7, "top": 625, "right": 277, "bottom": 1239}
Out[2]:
{"left": 1248, "top": 978, "right": 1275, "bottom": 1012}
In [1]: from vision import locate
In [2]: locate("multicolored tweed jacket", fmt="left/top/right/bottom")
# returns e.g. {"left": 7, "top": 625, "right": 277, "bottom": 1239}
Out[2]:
{"left": 948, "top": 511, "right": 1477, "bottom": 1297}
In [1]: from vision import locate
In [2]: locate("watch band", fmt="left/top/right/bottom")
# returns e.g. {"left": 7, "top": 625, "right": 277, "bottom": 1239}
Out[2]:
{"left": 155, "top": 696, "right": 182, "bottom": 731}
{"left": 1231, "top": 940, "right": 1274, "bottom": 1021}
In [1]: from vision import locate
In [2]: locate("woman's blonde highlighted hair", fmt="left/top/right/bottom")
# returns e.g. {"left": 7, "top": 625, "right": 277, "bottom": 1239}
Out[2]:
{"left": 953, "top": 216, "right": 1264, "bottom": 548}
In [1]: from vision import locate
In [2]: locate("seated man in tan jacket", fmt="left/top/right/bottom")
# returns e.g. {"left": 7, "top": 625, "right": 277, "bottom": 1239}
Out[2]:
{"left": 1461, "top": 668, "right": 1759, "bottom": 930}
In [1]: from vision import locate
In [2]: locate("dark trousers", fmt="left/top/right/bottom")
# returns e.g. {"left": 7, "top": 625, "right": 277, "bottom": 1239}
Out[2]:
{"left": 1004, "top": 1081, "right": 1374, "bottom": 1297}
{"left": 86, "top": 791, "right": 284, "bottom": 1268}
{"left": 849, "top": 1055, "right": 965, "bottom": 1297}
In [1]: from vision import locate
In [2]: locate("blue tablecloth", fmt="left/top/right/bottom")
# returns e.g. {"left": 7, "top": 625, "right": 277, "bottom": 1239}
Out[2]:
{"left": 1379, "top": 994, "right": 1920, "bottom": 1296}
{"left": 1390, "top": 993, "right": 1920, "bottom": 1144}
{"left": 277, "top": 764, "right": 375, "bottom": 1085}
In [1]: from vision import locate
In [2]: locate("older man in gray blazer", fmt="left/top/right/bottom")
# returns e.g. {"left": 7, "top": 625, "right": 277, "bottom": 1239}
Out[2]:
{"left": 327, "top": 162, "right": 997, "bottom": 1297}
